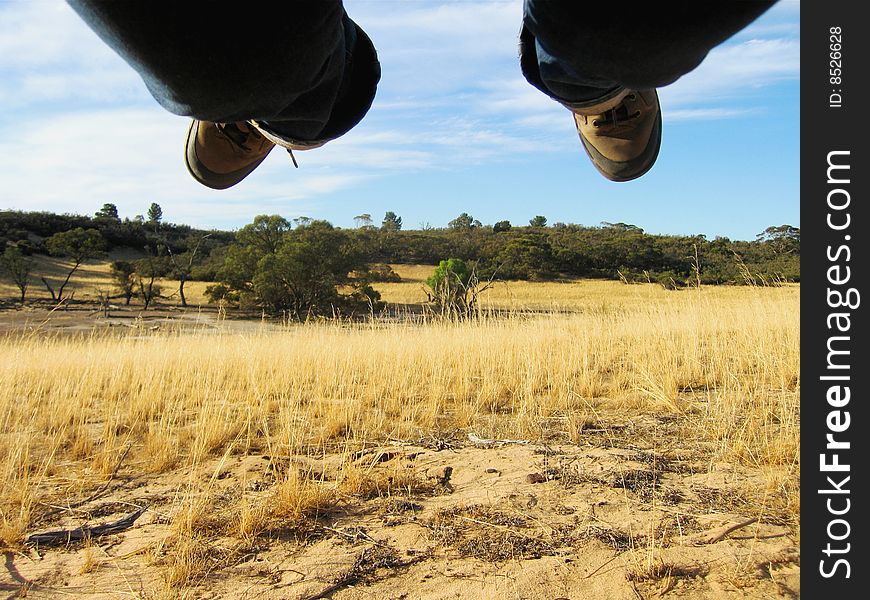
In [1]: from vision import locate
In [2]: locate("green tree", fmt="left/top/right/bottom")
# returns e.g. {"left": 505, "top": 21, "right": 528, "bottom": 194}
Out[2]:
{"left": 0, "top": 246, "right": 33, "bottom": 304}
{"left": 293, "top": 216, "right": 312, "bottom": 228}
{"left": 601, "top": 221, "right": 643, "bottom": 233}
{"left": 216, "top": 244, "right": 260, "bottom": 297}
{"left": 252, "top": 221, "right": 366, "bottom": 316}
{"left": 353, "top": 213, "right": 373, "bottom": 229}
{"left": 95, "top": 203, "right": 120, "bottom": 221}
{"left": 381, "top": 211, "right": 403, "bottom": 231}
{"left": 426, "top": 258, "right": 494, "bottom": 317}
{"left": 493, "top": 220, "right": 512, "bottom": 233}
{"left": 147, "top": 203, "right": 163, "bottom": 226}
{"left": 497, "top": 234, "right": 554, "bottom": 279}
{"left": 210, "top": 218, "right": 374, "bottom": 317}
{"left": 529, "top": 215, "right": 548, "bottom": 228}
{"left": 756, "top": 225, "right": 800, "bottom": 255}
{"left": 448, "top": 213, "right": 475, "bottom": 230}
{"left": 213, "top": 215, "right": 291, "bottom": 298}
{"left": 42, "top": 228, "right": 106, "bottom": 303}
{"left": 237, "top": 215, "right": 290, "bottom": 256}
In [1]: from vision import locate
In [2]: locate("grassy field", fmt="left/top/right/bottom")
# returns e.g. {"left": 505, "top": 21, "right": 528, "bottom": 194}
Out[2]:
{"left": 0, "top": 268, "right": 800, "bottom": 598}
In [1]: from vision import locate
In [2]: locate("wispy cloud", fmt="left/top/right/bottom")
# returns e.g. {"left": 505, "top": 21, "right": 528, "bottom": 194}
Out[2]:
{"left": 659, "top": 38, "right": 800, "bottom": 117}
{"left": 0, "top": 108, "right": 375, "bottom": 226}
{"left": 666, "top": 108, "right": 758, "bottom": 122}
{"left": 0, "top": 1, "right": 146, "bottom": 107}
{"left": 666, "top": 39, "right": 799, "bottom": 100}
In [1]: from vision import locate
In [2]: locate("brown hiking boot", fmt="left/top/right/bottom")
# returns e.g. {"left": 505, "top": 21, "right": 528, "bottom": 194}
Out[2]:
{"left": 572, "top": 88, "right": 662, "bottom": 182}
{"left": 185, "top": 120, "right": 275, "bottom": 190}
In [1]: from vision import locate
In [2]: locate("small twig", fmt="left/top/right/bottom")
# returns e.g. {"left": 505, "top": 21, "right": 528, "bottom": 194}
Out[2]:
{"left": 467, "top": 433, "right": 529, "bottom": 446}
{"left": 115, "top": 545, "right": 151, "bottom": 560}
{"left": 699, "top": 517, "right": 759, "bottom": 544}
{"left": 583, "top": 552, "right": 621, "bottom": 579}
{"left": 87, "top": 443, "right": 135, "bottom": 501}
{"left": 98, "top": 544, "right": 141, "bottom": 599}
{"left": 454, "top": 516, "right": 539, "bottom": 541}
{"left": 320, "top": 526, "right": 388, "bottom": 548}
{"left": 630, "top": 580, "right": 646, "bottom": 600}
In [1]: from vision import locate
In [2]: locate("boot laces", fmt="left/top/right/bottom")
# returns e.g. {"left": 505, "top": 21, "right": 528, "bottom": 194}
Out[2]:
{"left": 592, "top": 94, "right": 641, "bottom": 128}
{"left": 215, "top": 122, "right": 262, "bottom": 152}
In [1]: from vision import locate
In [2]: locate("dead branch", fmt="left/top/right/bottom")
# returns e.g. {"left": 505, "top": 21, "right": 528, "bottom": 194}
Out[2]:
{"left": 26, "top": 507, "right": 146, "bottom": 547}
{"left": 677, "top": 516, "right": 760, "bottom": 546}
{"left": 697, "top": 516, "right": 759, "bottom": 544}
{"left": 467, "top": 432, "right": 529, "bottom": 446}
{"left": 40, "top": 443, "right": 132, "bottom": 521}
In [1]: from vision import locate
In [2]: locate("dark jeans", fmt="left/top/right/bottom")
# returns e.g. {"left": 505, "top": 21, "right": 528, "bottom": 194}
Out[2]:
{"left": 67, "top": 0, "right": 379, "bottom": 143}
{"left": 68, "top": 1, "right": 774, "bottom": 140}
{"left": 521, "top": 0, "right": 776, "bottom": 108}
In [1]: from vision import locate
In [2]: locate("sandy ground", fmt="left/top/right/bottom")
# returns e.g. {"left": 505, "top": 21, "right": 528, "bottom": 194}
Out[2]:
{"left": 0, "top": 303, "right": 280, "bottom": 336}
{"left": 2, "top": 416, "right": 799, "bottom": 600}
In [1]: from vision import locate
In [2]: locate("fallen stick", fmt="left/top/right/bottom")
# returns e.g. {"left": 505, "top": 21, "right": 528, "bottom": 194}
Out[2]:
{"left": 698, "top": 516, "right": 759, "bottom": 544}
{"left": 467, "top": 433, "right": 529, "bottom": 446}
{"left": 677, "top": 516, "right": 759, "bottom": 546}
{"left": 26, "top": 507, "right": 146, "bottom": 548}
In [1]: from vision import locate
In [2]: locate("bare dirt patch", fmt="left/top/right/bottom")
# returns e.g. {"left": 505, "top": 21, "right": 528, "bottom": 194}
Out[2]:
{"left": 3, "top": 416, "right": 798, "bottom": 599}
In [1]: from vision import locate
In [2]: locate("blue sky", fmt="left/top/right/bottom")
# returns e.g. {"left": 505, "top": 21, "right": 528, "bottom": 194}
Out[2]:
{"left": 0, "top": 1, "right": 799, "bottom": 240}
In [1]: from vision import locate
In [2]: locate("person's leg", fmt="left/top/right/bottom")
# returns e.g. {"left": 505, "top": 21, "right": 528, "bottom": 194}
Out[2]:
{"left": 67, "top": 0, "right": 380, "bottom": 188}
{"left": 520, "top": 1, "right": 775, "bottom": 181}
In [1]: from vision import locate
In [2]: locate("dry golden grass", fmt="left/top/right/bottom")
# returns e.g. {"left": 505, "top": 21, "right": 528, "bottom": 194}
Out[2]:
{"left": 377, "top": 264, "right": 797, "bottom": 313}
{"left": 0, "top": 279, "right": 799, "bottom": 591}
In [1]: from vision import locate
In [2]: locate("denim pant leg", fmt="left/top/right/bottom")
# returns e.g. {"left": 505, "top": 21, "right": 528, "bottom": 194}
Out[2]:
{"left": 67, "top": 0, "right": 380, "bottom": 143}
{"left": 521, "top": 0, "right": 776, "bottom": 107}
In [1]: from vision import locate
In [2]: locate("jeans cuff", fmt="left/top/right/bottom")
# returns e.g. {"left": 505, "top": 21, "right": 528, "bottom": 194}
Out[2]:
{"left": 519, "top": 24, "right": 620, "bottom": 109}
{"left": 559, "top": 85, "right": 626, "bottom": 112}
{"left": 262, "top": 18, "right": 381, "bottom": 146}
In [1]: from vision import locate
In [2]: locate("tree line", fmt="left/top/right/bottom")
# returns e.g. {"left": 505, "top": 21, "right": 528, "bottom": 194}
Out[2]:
{"left": 2, "top": 206, "right": 799, "bottom": 311}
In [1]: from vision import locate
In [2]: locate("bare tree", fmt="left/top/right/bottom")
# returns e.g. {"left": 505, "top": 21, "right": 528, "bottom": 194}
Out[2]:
{"left": 1, "top": 246, "right": 33, "bottom": 305}
{"left": 134, "top": 255, "right": 165, "bottom": 310}
{"left": 42, "top": 228, "right": 105, "bottom": 304}
{"left": 165, "top": 233, "right": 211, "bottom": 307}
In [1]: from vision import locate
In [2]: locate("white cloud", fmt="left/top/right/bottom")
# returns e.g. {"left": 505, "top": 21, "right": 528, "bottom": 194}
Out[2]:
{"left": 348, "top": 0, "right": 522, "bottom": 97}
{"left": 0, "top": 1, "right": 147, "bottom": 107}
{"left": 0, "top": 108, "right": 377, "bottom": 226}
{"left": 0, "top": 2, "right": 102, "bottom": 68}
{"left": 660, "top": 38, "right": 799, "bottom": 108}
{"left": 665, "top": 107, "right": 758, "bottom": 122}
